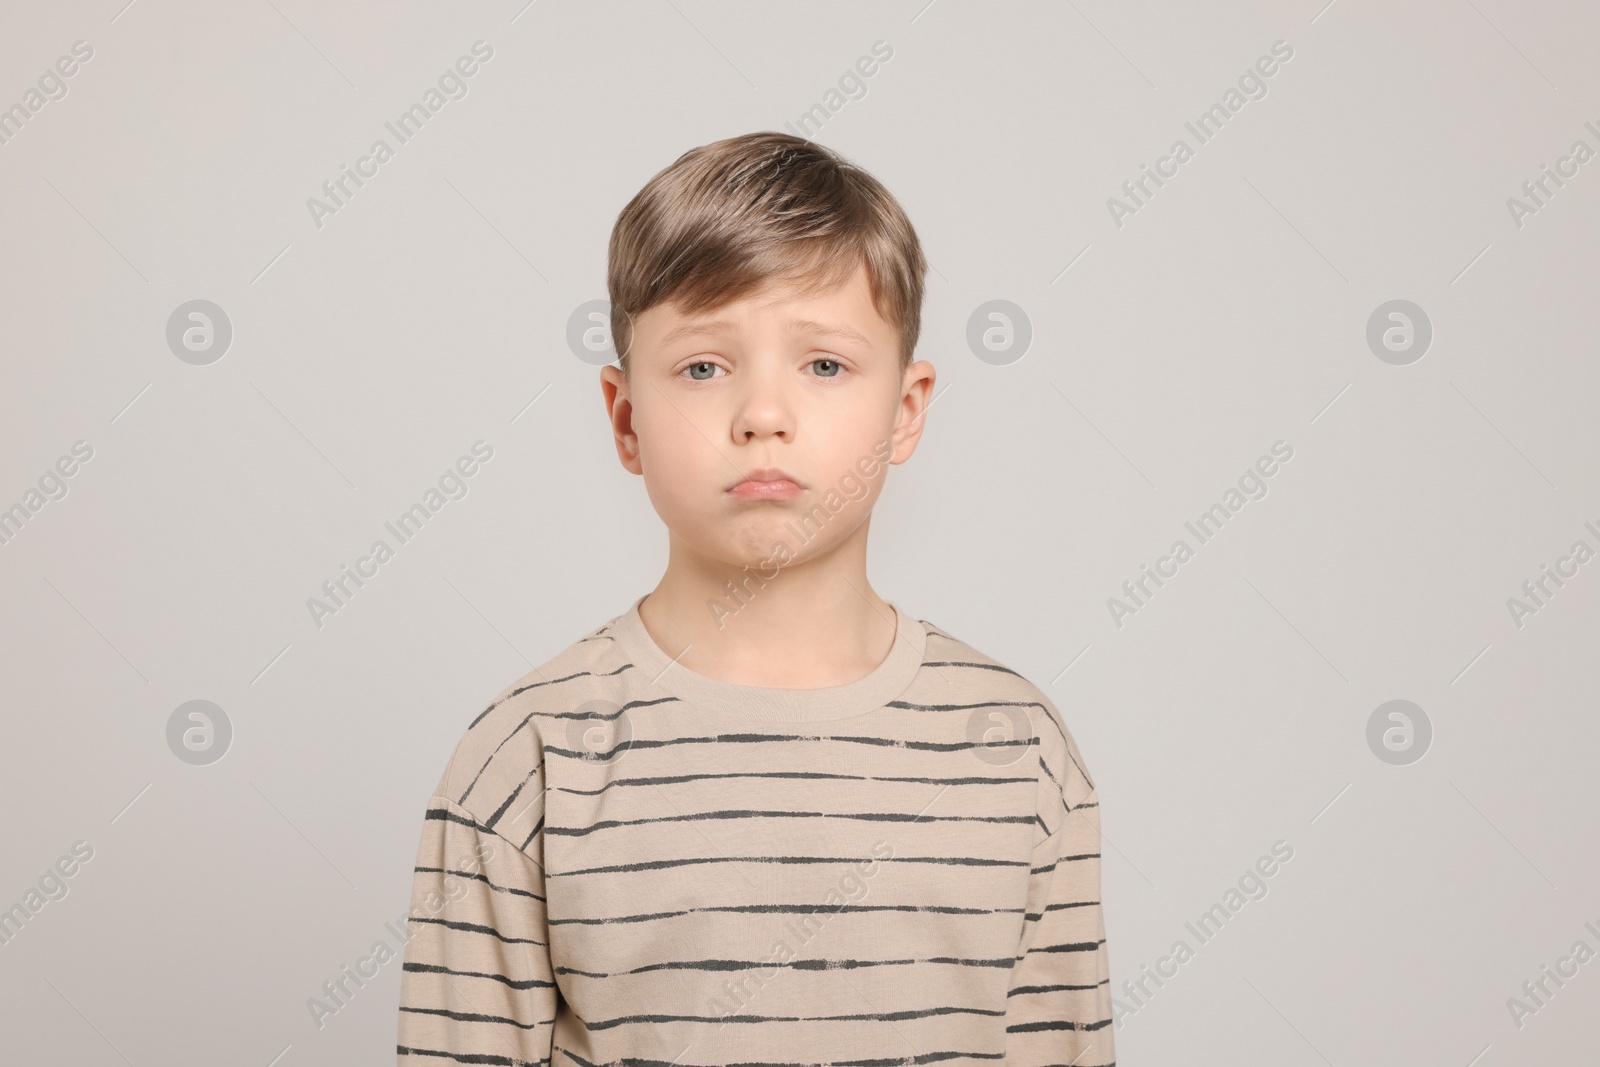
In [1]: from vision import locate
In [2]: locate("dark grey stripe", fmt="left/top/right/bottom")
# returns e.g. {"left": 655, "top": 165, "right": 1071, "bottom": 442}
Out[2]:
{"left": 581, "top": 1002, "right": 1004, "bottom": 1030}
{"left": 483, "top": 763, "right": 545, "bottom": 830}
{"left": 549, "top": 901, "right": 1025, "bottom": 926}
{"left": 401, "top": 960, "right": 557, "bottom": 990}
{"left": 1007, "top": 1015, "right": 1114, "bottom": 1033}
{"left": 408, "top": 914, "right": 549, "bottom": 947}
{"left": 920, "top": 659, "right": 1025, "bottom": 678}
{"left": 557, "top": 954, "right": 1018, "bottom": 979}
{"left": 1008, "top": 977, "right": 1112, "bottom": 996}
{"left": 555, "top": 853, "right": 1030, "bottom": 878}
{"left": 397, "top": 1003, "right": 549, "bottom": 1029}
{"left": 412, "top": 865, "right": 545, "bottom": 904}
{"left": 556, "top": 1047, "right": 999, "bottom": 1067}
{"left": 545, "top": 731, "right": 1038, "bottom": 763}
{"left": 556, "top": 769, "right": 1035, "bottom": 795}
{"left": 398, "top": 1042, "right": 539, "bottom": 1066}
{"left": 1030, "top": 854, "right": 1101, "bottom": 876}
{"left": 545, "top": 807, "right": 1036, "bottom": 838}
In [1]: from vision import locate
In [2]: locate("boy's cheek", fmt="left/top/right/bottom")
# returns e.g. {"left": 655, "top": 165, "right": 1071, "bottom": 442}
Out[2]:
{"left": 838, "top": 473, "right": 868, "bottom": 501}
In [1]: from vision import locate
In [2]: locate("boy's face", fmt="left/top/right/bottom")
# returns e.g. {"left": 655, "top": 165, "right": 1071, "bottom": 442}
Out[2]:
{"left": 599, "top": 261, "right": 933, "bottom": 572}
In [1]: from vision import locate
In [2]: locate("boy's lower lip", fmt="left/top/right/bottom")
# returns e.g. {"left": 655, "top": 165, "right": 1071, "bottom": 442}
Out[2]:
{"left": 726, "top": 480, "right": 802, "bottom": 500}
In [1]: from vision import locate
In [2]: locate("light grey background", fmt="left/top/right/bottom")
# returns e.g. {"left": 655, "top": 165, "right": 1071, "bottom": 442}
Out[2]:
{"left": 2, "top": 0, "right": 1597, "bottom": 1063}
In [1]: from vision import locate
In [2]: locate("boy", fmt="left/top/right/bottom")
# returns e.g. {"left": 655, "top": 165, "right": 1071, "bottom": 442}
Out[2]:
{"left": 396, "top": 131, "right": 1114, "bottom": 1067}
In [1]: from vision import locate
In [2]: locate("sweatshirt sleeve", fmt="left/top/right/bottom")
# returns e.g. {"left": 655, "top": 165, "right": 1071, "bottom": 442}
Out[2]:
{"left": 396, "top": 793, "right": 559, "bottom": 1067}
{"left": 1003, "top": 709, "right": 1116, "bottom": 1066}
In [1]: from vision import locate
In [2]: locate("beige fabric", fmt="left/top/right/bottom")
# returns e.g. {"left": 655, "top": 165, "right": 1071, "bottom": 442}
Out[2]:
{"left": 397, "top": 596, "right": 1114, "bottom": 1066}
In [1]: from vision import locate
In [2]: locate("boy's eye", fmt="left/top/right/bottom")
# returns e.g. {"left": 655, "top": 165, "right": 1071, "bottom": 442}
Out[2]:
{"left": 682, "top": 361, "right": 723, "bottom": 381}
{"left": 678, "top": 359, "right": 846, "bottom": 380}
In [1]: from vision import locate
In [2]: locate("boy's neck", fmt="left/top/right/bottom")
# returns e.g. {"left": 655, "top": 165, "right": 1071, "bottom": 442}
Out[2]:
{"left": 637, "top": 532, "right": 900, "bottom": 690}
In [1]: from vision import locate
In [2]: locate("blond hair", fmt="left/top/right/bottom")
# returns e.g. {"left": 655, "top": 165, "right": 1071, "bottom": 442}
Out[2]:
{"left": 607, "top": 131, "right": 926, "bottom": 375}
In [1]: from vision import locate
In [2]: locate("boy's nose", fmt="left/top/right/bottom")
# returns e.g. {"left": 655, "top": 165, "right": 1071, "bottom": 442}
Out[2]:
{"left": 731, "top": 374, "right": 794, "bottom": 441}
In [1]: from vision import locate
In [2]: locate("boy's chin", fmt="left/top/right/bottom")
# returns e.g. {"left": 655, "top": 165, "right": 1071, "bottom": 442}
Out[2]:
{"left": 711, "top": 518, "right": 814, "bottom": 569}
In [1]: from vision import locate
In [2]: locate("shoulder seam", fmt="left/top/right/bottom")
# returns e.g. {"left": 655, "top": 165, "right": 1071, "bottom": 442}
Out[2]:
{"left": 426, "top": 793, "right": 547, "bottom": 874}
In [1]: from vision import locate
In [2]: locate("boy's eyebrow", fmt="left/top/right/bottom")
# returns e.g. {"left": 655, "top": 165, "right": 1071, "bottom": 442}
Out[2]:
{"left": 657, "top": 317, "right": 874, "bottom": 350}
{"left": 657, "top": 319, "right": 737, "bottom": 349}
{"left": 789, "top": 318, "right": 874, "bottom": 347}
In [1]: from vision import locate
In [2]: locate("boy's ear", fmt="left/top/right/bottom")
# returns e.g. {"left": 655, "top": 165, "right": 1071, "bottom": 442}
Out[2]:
{"left": 889, "top": 359, "right": 936, "bottom": 464}
{"left": 599, "top": 365, "right": 643, "bottom": 475}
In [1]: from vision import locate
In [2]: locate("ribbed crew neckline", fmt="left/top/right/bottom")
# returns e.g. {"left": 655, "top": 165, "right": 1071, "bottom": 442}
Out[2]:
{"left": 609, "top": 594, "right": 927, "bottom": 722}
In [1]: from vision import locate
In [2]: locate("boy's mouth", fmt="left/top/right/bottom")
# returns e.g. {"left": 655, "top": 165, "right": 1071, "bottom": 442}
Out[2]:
{"left": 726, "top": 467, "right": 803, "bottom": 500}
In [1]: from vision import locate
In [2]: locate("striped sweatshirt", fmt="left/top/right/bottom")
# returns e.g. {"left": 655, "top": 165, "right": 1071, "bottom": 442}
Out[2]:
{"left": 396, "top": 595, "right": 1115, "bottom": 1066}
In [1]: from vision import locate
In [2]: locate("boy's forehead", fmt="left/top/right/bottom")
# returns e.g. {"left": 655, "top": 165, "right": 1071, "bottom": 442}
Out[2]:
{"left": 646, "top": 264, "right": 885, "bottom": 335}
